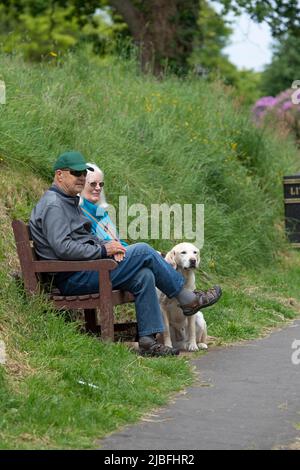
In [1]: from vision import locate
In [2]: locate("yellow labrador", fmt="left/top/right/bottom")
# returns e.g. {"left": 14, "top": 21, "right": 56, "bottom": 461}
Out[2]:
{"left": 158, "top": 242, "right": 208, "bottom": 352}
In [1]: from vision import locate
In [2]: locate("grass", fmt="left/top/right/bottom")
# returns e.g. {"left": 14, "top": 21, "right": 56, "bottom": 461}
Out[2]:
{"left": 1, "top": 50, "right": 300, "bottom": 449}
{"left": 0, "top": 275, "right": 193, "bottom": 449}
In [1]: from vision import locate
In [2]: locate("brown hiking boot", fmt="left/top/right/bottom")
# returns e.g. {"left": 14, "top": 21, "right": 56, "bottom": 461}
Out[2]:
{"left": 139, "top": 335, "right": 179, "bottom": 357}
{"left": 180, "top": 285, "right": 222, "bottom": 316}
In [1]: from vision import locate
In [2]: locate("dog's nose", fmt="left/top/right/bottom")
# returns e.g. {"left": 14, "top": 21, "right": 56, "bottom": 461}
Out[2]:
{"left": 189, "top": 258, "right": 196, "bottom": 267}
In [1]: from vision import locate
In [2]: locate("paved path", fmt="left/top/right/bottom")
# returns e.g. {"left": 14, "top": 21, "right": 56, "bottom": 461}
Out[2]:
{"left": 100, "top": 320, "right": 300, "bottom": 450}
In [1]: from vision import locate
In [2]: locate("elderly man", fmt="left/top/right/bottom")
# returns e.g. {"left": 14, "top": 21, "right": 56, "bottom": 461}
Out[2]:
{"left": 30, "top": 151, "right": 222, "bottom": 357}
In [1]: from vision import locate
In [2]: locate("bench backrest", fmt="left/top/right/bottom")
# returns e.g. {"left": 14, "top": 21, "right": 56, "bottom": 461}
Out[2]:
{"left": 12, "top": 220, "right": 40, "bottom": 294}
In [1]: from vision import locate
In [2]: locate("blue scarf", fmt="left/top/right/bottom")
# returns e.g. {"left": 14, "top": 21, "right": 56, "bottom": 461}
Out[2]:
{"left": 80, "top": 198, "right": 128, "bottom": 247}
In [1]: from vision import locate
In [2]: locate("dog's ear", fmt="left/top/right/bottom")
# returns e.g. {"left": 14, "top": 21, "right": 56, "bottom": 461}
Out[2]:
{"left": 165, "top": 250, "right": 177, "bottom": 269}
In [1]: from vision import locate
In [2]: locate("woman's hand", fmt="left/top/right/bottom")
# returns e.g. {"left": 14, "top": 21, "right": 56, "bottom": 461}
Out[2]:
{"left": 104, "top": 241, "right": 126, "bottom": 262}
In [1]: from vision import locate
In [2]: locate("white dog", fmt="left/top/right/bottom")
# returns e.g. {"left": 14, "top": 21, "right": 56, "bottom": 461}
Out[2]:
{"left": 158, "top": 242, "right": 208, "bottom": 352}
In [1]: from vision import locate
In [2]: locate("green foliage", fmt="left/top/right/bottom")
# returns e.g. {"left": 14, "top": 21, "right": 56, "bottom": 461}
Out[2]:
{"left": 0, "top": 1, "right": 126, "bottom": 60}
{"left": 261, "top": 34, "right": 300, "bottom": 97}
{"left": 218, "top": 0, "right": 300, "bottom": 37}
{"left": 233, "top": 69, "right": 262, "bottom": 106}
{"left": 11, "top": 7, "right": 78, "bottom": 60}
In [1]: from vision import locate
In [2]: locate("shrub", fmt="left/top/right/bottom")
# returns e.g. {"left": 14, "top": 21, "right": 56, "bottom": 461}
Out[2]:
{"left": 252, "top": 88, "right": 300, "bottom": 145}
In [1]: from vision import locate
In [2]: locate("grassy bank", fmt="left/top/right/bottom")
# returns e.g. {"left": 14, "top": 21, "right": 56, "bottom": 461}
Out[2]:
{"left": 1, "top": 51, "right": 300, "bottom": 449}
{"left": 1, "top": 50, "right": 299, "bottom": 271}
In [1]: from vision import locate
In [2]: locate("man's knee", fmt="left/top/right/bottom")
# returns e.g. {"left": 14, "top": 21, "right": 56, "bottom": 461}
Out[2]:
{"left": 132, "top": 267, "right": 155, "bottom": 290}
{"left": 122, "top": 267, "right": 155, "bottom": 296}
{"left": 127, "top": 242, "right": 156, "bottom": 256}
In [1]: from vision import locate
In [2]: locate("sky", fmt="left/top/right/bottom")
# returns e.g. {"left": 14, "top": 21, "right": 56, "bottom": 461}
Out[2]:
{"left": 223, "top": 12, "right": 273, "bottom": 71}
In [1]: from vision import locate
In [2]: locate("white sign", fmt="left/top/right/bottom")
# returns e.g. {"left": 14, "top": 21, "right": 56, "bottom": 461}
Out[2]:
{"left": 0, "top": 340, "right": 6, "bottom": 364}
{"left": 291, "top": 80, "right": 300, "bottom": 105}
{"left": 291, "top": 339, "right": 300, "bottom": 365}
{"left": 0, "top": 80, "right": 5, "bottom": 104}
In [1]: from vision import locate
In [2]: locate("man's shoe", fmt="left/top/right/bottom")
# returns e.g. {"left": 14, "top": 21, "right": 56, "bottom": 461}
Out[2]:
{"left": 139, "top": 335, "right": 179, "bottom": 357}
{"left": 180, "top": 285, "right": 222, "bottom": 316}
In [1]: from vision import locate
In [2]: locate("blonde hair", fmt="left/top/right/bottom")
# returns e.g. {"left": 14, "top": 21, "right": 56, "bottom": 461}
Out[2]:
{"left": 81, "top": 162, "right": 108, "bottom": 208}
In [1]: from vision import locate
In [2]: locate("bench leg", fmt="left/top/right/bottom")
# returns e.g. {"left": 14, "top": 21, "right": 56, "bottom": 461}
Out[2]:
{"left": 96, "top": 270, "right": 115, "bottom": 341}
{"left": 84, "top": 309, "right": 98, "bottom": 335}
{"left": 97, "top": 303, "right": 114, "bottom": 341}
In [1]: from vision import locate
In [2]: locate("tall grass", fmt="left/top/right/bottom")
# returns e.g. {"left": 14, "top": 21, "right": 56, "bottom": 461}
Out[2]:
{"left": 1, "top": 49, "right": 299, "bottom": 275}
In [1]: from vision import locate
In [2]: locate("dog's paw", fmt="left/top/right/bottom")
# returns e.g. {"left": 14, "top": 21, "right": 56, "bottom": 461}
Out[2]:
{"left": 197, "top": 342, "right": 208, "bottom": 350}
{"left": 163, "top": 338, "right": 173, "bottom": 349}
{"left": 185, "top": 341, "right": 199, "bottom": 352}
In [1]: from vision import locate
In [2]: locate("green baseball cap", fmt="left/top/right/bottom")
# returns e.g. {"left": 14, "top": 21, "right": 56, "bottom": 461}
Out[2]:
{"left": 53, "top": 151, "right": 94, "bottom": 172}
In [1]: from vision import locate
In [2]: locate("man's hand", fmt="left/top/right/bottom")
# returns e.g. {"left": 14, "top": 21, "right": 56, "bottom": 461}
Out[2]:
{"left": 113, "top": 252, "right": 126, "bottom": 262}
{"left": 104, "top": 241, "right": 126, "bottom": 262}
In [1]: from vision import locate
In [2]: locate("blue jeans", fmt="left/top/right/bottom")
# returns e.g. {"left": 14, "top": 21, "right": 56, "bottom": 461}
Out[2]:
{"left": 56, "top": 243, "right": 185, "bottom": 337}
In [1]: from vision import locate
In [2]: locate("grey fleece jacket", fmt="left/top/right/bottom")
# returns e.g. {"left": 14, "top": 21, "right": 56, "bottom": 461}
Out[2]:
{"left": 29, "top": 185, "right": 107, "bottom": 261}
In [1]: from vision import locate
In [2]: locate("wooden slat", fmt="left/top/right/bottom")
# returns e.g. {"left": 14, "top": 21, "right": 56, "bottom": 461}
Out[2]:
{"left": 52, "top": 298, "right": 102, "bottom": 309}
{"left": 112, "top": 290, "right": 135, "bottom": 305}
{"left": 50, "top": 291, "right": 134, "bottom": 304}
{"left": 33, "top": 259, "right": 118, "bottom": 272}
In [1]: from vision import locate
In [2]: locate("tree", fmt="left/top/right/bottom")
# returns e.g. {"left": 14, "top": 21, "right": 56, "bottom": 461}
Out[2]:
{"left": 220, "top": 0, "right": 300, "bottom": 38}
{"left": 106, "top": 0, "right": 300, "bottom": 75}
{"left": 261, "top": 34, "right": 300, "bottom": 96}
{"left": 107, "top": 0, "right": 199, "bottom": 76}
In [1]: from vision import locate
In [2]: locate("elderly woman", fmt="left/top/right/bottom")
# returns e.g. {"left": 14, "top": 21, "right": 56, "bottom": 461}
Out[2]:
{"left": 80, "top": 163, "right": 128, "bottom": 261}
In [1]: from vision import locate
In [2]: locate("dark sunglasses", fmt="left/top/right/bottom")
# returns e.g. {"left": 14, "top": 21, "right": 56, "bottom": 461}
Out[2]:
{"left": 89, "top": 181, "right": 104, "bottom": 189}
{"left": 61, "top": 169, "right": 87, "bottom": 177}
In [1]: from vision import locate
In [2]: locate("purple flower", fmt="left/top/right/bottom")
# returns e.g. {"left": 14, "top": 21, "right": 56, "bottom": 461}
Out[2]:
{"left": 282, "top": 101, "right": 293, "bottom": 111}
{"left": 276, "top": 90, "right": 292, "bottom": 102}
{"left": 254, "top": 96, "right": 277, "bottom": 108}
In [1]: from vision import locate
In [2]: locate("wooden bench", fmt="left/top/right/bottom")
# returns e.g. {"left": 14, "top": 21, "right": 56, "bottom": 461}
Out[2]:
{"left": 12, "top": 220, "right": 136, "bottom": 341}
